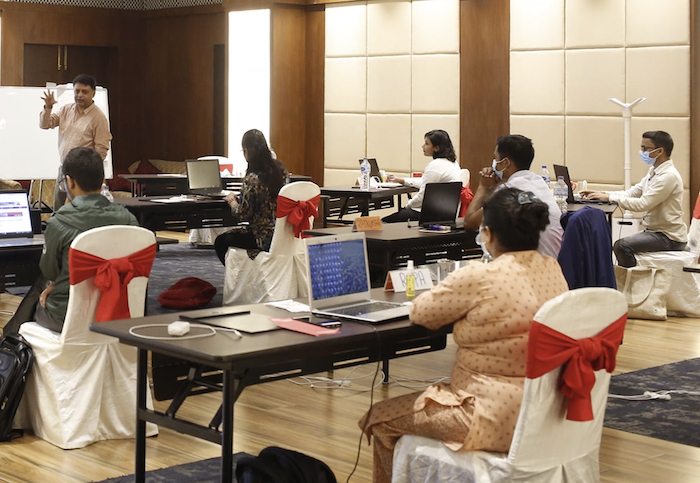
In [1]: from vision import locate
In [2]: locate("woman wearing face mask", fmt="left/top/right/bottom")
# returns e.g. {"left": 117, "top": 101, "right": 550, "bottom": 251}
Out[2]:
{"left": 580, "top": 130, "right": 686, "bottom": 267}
{"left": 382, "top": 129, "right": 461, "bottom": 223}
{"left": 359, "top": 187, "right": 568, "bottom": 483}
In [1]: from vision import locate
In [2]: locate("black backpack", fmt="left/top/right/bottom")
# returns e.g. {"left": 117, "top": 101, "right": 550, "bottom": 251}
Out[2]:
{"left": 0, "top": 333, "right": 34, "bottom": 442}
{"left": 236, "top": 447, "right": 338, "bottom": 483}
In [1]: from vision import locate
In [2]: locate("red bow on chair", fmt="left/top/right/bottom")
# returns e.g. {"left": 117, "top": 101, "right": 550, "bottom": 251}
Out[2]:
{"left": 69, "top": 244, "right": 157, "bottom": 322}
{"left": 459, "top": 184, "right": 474, "bottom": 217}
{"left": 526, "top": 315, "right": 627, "bottom": 421}
{"left": 276, "top": 194, "right": 321, "bottom": 237}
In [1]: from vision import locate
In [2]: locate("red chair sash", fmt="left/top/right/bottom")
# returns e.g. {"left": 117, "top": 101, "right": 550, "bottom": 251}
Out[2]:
{"left": 526, "top": 315, "right": 627, "bottom": 421}
{"left": 276, "top": 194, "right": 321, "bottom": 237}
{"left": 459, "top": 184, "right": 474, "bottom": 217}
{"left": 693, "top": 193, "right": 700, "bottom": 220}
{"left": 69, "top": 244, "right": 157, "bottom": 322}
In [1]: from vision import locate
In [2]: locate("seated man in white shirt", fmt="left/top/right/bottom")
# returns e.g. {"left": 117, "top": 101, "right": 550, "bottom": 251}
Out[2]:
{"left": 463, "top": 134, "right": 563, "bottom": 258}
{"left": 581, "top": 130, "right": 687, "bottom": 267}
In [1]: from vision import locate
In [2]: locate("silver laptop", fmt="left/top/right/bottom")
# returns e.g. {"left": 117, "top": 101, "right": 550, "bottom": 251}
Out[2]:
{"left": 0, "top": 190, "right": 44, "bottom": 248}
{"left": 304, "top": 232, "right": 410, "bottom": 323}
{"left": 186, "top": 158, "right": 227, "bottom": 197}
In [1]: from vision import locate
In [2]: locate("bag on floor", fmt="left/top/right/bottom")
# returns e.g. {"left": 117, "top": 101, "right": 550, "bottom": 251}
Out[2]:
{"left": 236, "top": 446, "right": 337, "bottom": 483}
{"left": 614, "top": 265, "right": 672, "bottom": 320}
{"left": 0, "top": 333, "right": 34, "bottom": 441}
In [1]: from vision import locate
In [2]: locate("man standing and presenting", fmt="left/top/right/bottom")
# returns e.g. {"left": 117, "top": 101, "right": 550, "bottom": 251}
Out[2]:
{"left": 2, "top": 147, "right": 137, "bottom": 335}
{"left": 40, "top": 74, "right": 112, "bottom": 209}
{"left": 581, "top": 130, "right": 687, "bottom": 267}
{"left": 463, "top": 134, "right": 563, "bottom": 258}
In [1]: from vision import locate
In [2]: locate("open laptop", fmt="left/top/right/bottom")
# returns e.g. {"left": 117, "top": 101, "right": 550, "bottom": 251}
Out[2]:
{"left": 553, "top": 164, "right": 614, "bottom": 205}
{"left": 186, "top": 158, "right": 227, "bottom": 197}
{"left": 357, "top": 158, "right": 380, "bottom": 178}
{"left": 418, "top": 182, "right": 463, "bottom": 229}
{"left": 0, "top": 190, "right": 44, "bottom": 248}
{"left": 304, "top": 232, "right": 410, "bottom": 323}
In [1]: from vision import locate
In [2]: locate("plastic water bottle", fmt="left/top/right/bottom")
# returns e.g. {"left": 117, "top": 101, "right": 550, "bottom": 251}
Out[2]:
{"left": 360, "top": 157, "right": 371, "bottom": 191}
{"left": 540, "top": 165, "right": 551, "bottom": 189}
{"left": 405, "top": 260, "right": 416, "bottom": 301}
{"left": 101, "top": 183, "right": 114, "bottom": 202}
{"left": 554, "top": 176, "right": 568, "bottom": 214}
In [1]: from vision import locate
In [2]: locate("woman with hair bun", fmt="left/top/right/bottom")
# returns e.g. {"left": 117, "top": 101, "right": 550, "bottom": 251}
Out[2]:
{"left": 359, "top": 187, "right": 569, "bottom": 483}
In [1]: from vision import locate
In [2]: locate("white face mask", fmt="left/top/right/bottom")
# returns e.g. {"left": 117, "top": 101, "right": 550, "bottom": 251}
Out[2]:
{"left": 491, "top": 158, "right": 506, "bottom": 180}
{"left": 639, "top": 148, "right": 659, "bottom": 166}
{"left": 476, "top": 225, "right": 493, "bottom": 262}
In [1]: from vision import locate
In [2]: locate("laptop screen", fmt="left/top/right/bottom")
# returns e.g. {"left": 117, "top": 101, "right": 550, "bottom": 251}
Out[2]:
{"left": 419, "top": 181, "right": 463, "bottom": 227}
{"left": 552, "top": 164, "right": 575, "bottom": 203}
{"left": 357, "top": 158, "right": 380, "bottom": 178}
{"left": 307, "top": 235, "right": 370, "bottom": 302}
{"left": 186, "top": 159, "right": 222, "bottom": 191}
{"left": 0, "top": 190, "right": 33, "bottom": 238}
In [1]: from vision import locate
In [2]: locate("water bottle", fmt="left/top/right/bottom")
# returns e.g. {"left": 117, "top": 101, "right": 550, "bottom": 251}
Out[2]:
{"left": 554, "top": 176, "right": 568, "bottom": 214}
{"left": 360, "top": 157, "right": 371, "bottom": 191}
{"left": 405, "top": 260, "right": 416, "bottom": 301}
{"left": 540, "top": 165, "right": 551, "bottom": 189}
{"left": 101, "top": 183, "right": 114, "bottom": 202}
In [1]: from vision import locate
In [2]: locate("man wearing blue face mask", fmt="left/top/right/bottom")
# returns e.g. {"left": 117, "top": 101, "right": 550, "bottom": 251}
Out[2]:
{"left": 463, "top": 134, "right": 563, "bottom": 258}
{"left": 581, "top": 130, "right": 687, "bottom": 267}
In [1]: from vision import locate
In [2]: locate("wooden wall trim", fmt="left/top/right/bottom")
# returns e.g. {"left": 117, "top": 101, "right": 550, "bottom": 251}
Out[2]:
{"left": 460, "top": 0, "right": 509, "bottom": 177}
{"left": 304, "top": 4, "right": 325, "bottom": 184}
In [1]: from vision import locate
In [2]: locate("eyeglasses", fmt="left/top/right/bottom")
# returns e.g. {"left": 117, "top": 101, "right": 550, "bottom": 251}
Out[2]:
{"left": 640, "top": 146, "right": 659, "bottom": 152}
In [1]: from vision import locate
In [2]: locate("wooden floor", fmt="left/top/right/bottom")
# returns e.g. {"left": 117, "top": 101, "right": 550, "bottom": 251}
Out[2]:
{"left": 1, "top": 235, "right": 699, "bottom": 482}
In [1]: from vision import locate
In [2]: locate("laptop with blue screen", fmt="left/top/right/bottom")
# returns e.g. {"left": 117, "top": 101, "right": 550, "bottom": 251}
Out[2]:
{"left": 303, "top": 232, "right": 410, "bottom": 323}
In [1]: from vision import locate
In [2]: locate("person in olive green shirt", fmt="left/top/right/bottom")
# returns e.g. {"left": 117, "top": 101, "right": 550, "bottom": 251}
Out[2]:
{"left": 3, "top": 147, "right": 137, "bottom": 335}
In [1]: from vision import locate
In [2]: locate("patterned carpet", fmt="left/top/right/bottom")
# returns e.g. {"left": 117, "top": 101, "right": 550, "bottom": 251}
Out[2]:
{"left": 93, "top": 454, "right": 248, "bottom": 483}
{"left": 604, "top": 357, "right": 700, "bottom": 447}
{"left": 146, "top": 242, "right": 225, "bottom": 316}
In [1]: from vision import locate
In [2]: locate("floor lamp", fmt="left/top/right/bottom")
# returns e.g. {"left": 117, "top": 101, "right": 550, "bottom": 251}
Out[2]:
{"left": 609, "top": 97, "right": 646, "bottom": 219}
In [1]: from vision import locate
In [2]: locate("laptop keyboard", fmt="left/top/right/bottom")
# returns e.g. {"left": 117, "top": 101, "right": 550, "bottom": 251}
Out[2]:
{"left": 330, "top": 302, "right": 402, "bottom": 317}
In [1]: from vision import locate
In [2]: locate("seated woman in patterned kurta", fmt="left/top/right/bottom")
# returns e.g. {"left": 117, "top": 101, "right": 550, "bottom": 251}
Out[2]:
{"left": 214, "top": 129, "right": 287, "bottom": 264}
{"left": 359, "top": 187, "right": 569, "bottom": 483}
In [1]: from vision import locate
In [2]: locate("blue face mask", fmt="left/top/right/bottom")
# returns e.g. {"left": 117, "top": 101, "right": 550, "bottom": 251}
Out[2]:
{"left": 639, "top": 148, "right": 659, "bottom": 166}
{"left": 491, "top": 158, "right": 506, "bottom": 180}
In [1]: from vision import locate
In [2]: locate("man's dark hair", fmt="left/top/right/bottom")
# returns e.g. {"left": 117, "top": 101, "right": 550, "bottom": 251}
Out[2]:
{"left": 495, "top": 134, "right": 535, "bottom": 170}
{"left": 63, "top": 147, "right": 104, "bottom": 192}
{"left": 643, "top": 131, "right": 674, "bottom": 157}
{"left": 482, "top": 187, "right": 550, "bottom": 252}
{"left": 72, "top": 74, "right": 96, "bottom": 91}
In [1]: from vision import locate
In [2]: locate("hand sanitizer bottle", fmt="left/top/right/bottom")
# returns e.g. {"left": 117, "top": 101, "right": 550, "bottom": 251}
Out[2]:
{"left": 405, "top": 260, "right": 416, "bottom": 301}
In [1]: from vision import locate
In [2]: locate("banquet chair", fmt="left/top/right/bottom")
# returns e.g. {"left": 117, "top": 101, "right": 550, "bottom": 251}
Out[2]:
{"left": 635, "top": 192, "right": 700, "bottom": 316}
{"left": 223, "top": 181, "right": 320, "bottom": 305}
{"left": 15, "top": 225, "right": 159, "bottom": 449}
{"left": 458, "top": 168, "right": 473, "bottom": 217}
{"left": 392, "top": 287, "right": 627, "bottom": 483}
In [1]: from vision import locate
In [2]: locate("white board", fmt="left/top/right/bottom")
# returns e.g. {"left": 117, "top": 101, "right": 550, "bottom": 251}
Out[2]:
{"left": 0, "top": 84, "right": 112, "bottom": 180}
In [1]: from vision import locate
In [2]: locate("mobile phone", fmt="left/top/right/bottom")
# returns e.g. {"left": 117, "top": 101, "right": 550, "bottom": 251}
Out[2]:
{"left": 293, "top": 315, "right": 342, "bottom": 329}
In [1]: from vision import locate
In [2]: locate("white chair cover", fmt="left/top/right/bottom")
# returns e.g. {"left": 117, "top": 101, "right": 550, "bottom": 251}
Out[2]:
{"left": 392, "top": 287, "right": 627, "bottom": 483}
{"left": 458, "top": 168, "right": 470, "bottom": 187}
{"left": 636, "top": 194, "right": 700, "bottom": 316}
{"left": 15, "top": 225, "right": 158, "bottom": 449}
{"left": 223, "top": 181, "right": 320, "bottom": 305}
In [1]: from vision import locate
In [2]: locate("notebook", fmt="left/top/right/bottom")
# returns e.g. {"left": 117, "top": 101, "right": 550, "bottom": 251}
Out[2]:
{"left": 0, "top": 190, "right": 44, "bottom": 248}
{"left": 418, "top": 182, "right": 463, "bottom": 228}
{"left": 304, "top": 232, "right": 410, "bottom": 323}
{"left": 186, "top": 158, "right": 227, "bottom": 197}
{"left": 553, "top": 164, "right": 614, "bottom": 205}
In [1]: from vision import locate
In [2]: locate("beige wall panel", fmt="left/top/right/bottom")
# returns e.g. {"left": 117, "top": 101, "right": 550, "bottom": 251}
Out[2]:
{"left": 411, "top": 114, "right": 460, "bottom": 171}
{"left": 509, "top": 115, "right": 565, "bottom": 173}
{"left": 566, "top": 116, "right": 625, "bottom": 184}
{"left": 367, "top": 114, "right": 412, "bottom": 172}
{"left": 630, "top": 117, "right": 690, "bottom": 189}
{"left": 325, "top": 4, "right": 367, "bottom": 58}
{"left": 324, "top": 168, "right": 363, "bottom": 186}
{"left": 566, "top": 49, "right": 625, "bottom": 115}
{"left": 626, "top": 46, "right": 690, "bottom": 116}
{"left": 510, "top": 50, "right": 565, "bottom": 114}
{"left": 324, "top": 113, "right": 367, "bottom": 169}
{"left": 412, "top": 54, "right": 460, "bottom": 113}
{"left": 627, "top": 0, "right": 690, "bottom": 47}
{"left": 510, "top": 0, "right": 564, "bottom": 51}
{"left": 565, "top": 0, "right": 625, "bottom": 48}
{"left": 367, "top": 56, "right": 412, "bottom": 113}
{"left": 325, "top": 57, "right": 368, "bottom": 113}
{"left": 367, "top": 0, "right": 412, "bottom": 56}
{"left": 412, "top": 0, "right": 460, "bottom": 54}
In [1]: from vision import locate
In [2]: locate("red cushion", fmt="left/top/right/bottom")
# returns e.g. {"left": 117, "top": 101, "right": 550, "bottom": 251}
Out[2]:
{"left": 157, "top": 277, "right": 217, "bottom": 309}
{"left": 108, "top": 171, "right": 133, "bottom": 192}
{"left": 133, "top": 159, "right": 161, "bottom": 174}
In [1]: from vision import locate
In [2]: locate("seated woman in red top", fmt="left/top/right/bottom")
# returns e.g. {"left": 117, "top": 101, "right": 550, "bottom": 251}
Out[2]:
{"left": 214, "top": 129, "right": 287, "bottom": 265}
